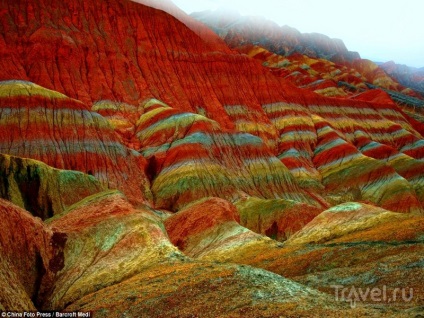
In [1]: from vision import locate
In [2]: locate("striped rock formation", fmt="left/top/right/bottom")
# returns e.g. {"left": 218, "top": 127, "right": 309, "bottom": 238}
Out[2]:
{"left": 1, "top": 192, "right": 387, "bottom": 317}
{"left": 0, "top": 80, "right": 151, "bottom": 204}
{"left": 261, "top": 99, "right": 424, "bottom": 212}
{"left": 0, "top": 0, "right": 284, "bottom": 141}
{"left": 238, "top": 45, "right": 419, "bottom": 101}
{"left": 192, "top": 11, "right": 422, "bottom": 100}
{"left": 1, "top": 0, "right": 423, "bottom": 214}
{"left": 0, "top": 0, "right": 424, "bottom": 316}
{"left": 311, "top": 114, "right": 422, "bottom": 213}
{"left": 238, "top": 45, "right": 368, "bottom": 97}
{"left": 136, "top": 99, "right": 324, "bottom": 210}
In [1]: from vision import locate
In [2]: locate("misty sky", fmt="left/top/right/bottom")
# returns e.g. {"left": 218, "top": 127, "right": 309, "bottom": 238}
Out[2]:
{"left": 172, "top": 0, "right": 424, "bottom": 68}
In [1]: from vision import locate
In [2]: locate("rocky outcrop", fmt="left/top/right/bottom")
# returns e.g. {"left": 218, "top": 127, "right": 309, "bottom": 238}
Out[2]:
{"left": 0, "top": 154, "right": 104, "bottom": 219}
{"left": 191, "top": 9, "right": 360, "bottom": 62}
{"left": 285, "top": 202, "right": 409, "bottom": 245}
{"left": 195, "top": 202, "right": 424, "bottom": 312}
{"left": 238, "top": 45, "right": 424, "bottom": 104}
{"left": 380, "top": 61, "right": 424, "bottom": 96}
{"left": 0, "top": 80, "right": 151, "bottom": 205}
{"left": 39, "top": 190, "right": 176, "bottom": 310}
{"left": 0, "top": 199, "right": 52, "bottom": 310}
{"left": 1, "top": 193, "right": 387, "bottom": 317}
{"left": 0, "top": 0, "right": 284, "bottom": 131}
{"left": 261, "top": 97, "right": 424, "bottom": 211}
{"left": 310, "top": 114, "right": 422, "bottom": 213}
{"left": 1, "top": 0, "right": 423, "bottom": 216}
{"left": 235, "top": 196, "right": 323, "bottom": 241}
{"left": 136, "top": 99, "right": 323, "bottom": 210}
{"left": 164, "top": 197, "right": 264, "bottom": 258}
{"left": 64, "top": 260, "right": 381, "bottom": 318}
{"left": 189, "top": 14, "right": 424, "bottom": 115}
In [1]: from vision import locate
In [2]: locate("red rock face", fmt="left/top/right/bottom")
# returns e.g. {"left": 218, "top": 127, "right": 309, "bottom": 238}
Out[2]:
{"left": 164, "top": 197, "right": 246, "bottom": 255}
{"left": 1, "top": 0, "right": 274, "bottom": 130}
{"left": 0, "top": 199, "right": 53, "bottom": 310}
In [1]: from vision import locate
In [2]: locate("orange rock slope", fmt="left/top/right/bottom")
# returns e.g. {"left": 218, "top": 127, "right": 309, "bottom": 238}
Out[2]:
{"left": 0, "top": 0, "right": 423, "bottom": 316}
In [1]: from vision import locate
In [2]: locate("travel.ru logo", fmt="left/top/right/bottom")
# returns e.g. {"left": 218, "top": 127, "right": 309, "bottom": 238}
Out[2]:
{"left": 331, "top": 285, "right": 414, "bottom": 308}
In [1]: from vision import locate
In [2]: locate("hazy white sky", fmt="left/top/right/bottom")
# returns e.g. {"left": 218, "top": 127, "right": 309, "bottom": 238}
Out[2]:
{"left": 172, "top": 0, "right": 424, "bottom": 67}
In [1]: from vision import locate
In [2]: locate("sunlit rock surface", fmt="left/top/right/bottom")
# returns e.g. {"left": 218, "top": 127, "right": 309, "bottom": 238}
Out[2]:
{"left": 0, "top": 154, "right": 104, "bottom": 219}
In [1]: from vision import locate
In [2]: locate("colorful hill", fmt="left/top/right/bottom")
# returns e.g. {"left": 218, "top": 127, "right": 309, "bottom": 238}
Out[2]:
{"left": 0, "top": 0, "right": 423, "bottom": 316}
{"left": 193, "top": 10, "right": 424, "bottom": 111}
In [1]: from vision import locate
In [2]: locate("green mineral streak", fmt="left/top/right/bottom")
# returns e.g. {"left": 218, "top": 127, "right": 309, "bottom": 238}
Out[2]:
{"left": 327, "top": 202, "right": 362, "bottom": 213}
{"left": 58, "top": 170, "right": 98, "bottom": 186}
{"left": 172, "top": 132, "right": 213, "bottom": 147}
{"left": 140, "top": 114, "right": 213, "bottom": 141}
{"left": 323, "top": 158, "right": 380, "bottom": 185}
{"left": 142, "top": 98, "right": 170, "bottom": 110}
{"left": 231, "top": 133, "right": 263, "bottom": 146}
{"left": 92, "top": 100, "right": 136, "bottom": 112}
{"left": 58, "top": 170, "right": 79, "bottom": 184}
{"left": 414, "top": 181, "right": 424, "bottom": 201}
{"left": 236, "top": 197, "right": 296, "bottom": 223}
{"left": 156, "top": 172, "right": 230, "bottom": 198}
{"left": 97, "top": 224, "right": 125, "bottom": 251}
{"left": 141, "top": 144, "right": 171, "bottom": 157}
{"left": 0, "top": 80, "right": 67, "bottom": 99}
{"left": 2, "top": 108, "right": 110, "bottom": 131}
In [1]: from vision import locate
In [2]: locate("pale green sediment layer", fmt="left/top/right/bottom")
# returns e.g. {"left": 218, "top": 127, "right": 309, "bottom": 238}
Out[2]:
{"left": 0, "top": 154, "right": 104, "bottom": 219}
{"left": 286, "top": 202, "right": 408, "bottom": 245}
{"left": 0, "top": 80, "right": 68, "bottom": 99}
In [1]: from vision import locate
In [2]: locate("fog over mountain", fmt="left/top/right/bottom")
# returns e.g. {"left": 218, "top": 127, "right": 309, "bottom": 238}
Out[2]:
{"left": 173, "top": 0, "right": 424, "bottom": 67}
